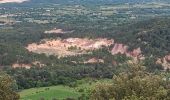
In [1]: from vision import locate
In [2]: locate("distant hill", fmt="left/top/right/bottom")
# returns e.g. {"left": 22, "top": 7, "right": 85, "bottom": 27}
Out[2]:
{"left": 26, "top": 0, "right": 170, "bottom": 4}
{"left": 23, "top": 0, "right": 170, "bottom": 5}
{"left": 1, "top": 0, "right": 170, "bottom": 7}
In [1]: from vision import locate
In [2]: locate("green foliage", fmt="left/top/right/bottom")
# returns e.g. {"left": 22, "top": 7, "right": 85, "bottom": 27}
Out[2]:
{"left": 112, "top": 18, "right": 170, "bottom": 57}
{"left": 19, "top": 78, "right": 111, "bottom": 100}
{"left": 143, "top": 57, "right": 163, "bottom": 72}
{"left": 90, "top": 63, "right": 170, "bottom": 100}
{"left": 0, "top": 71, "right": 20, "bottom": 100}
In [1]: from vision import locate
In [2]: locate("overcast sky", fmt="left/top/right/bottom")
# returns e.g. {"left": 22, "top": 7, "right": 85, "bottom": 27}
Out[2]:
{"left": 0, "top": 0, "right": 29, "bottom": 3}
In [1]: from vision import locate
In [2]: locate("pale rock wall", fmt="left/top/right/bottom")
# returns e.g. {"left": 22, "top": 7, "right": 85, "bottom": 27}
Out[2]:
{"left": 156, "top": 55, "right": 170, "bottom": 70}
{"left": 111, "top": 43, "right": 143, "bottom": 60}
{"left": 26, "top": 38, "right": 114, "bottom": 57}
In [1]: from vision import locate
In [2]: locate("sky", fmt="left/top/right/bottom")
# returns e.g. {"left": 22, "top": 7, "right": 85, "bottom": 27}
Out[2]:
{"left": 0, "top": 0, "right": 29, "bottom": 3}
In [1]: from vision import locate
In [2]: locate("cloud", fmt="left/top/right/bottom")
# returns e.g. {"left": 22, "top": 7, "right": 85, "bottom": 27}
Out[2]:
{"left": 0, "top": 0, "right": 29, "bottom": 4}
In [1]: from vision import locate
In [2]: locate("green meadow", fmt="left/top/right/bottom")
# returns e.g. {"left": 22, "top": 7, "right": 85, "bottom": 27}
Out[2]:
{"left": 19, "top": 79, "right": 112, "bottom": 100}
{"left": 19, "top": 85, "right": 80, "bottom": 100}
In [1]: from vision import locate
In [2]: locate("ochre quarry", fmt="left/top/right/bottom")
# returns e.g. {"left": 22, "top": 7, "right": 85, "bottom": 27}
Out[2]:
{"left": 26, "top": 38, "right": 114, "bottom": 57}
{"left": 111, "top": 43, "right": 144, "bottom": 60}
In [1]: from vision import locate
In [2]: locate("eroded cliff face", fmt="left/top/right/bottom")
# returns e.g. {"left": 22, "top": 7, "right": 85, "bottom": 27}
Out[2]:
{"left": 111, "top": 43, "right": 143, "bottom": 60}
{"left": 156, "top": 55, "right": 170, "bottom": 70}
{"left": 0, "top": 0, "right": 28, "bottom": 3}
{"left": 26, "top": 37, "right": 144, "bottom": 60}
{"left": 111, "top": 44, "right": 128, "bottom": 55}
{"left": 26, "top": 38, "right": 114, "bottom": 57}
{"left": 12, "top": 61, "right": 45, "bottom": 69}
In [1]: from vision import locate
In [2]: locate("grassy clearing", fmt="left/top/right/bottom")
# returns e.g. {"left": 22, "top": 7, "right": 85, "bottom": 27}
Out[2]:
{"left": 19, "top": 79, "right": 112, "bottom": 100}
{"left": 19, "top": 85, "right": 80, "bottom": 100}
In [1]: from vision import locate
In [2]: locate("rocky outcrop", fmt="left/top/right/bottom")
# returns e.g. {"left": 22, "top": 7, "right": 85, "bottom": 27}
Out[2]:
{"left": 156, "top": 55, "right": 170, "bottom": 70}
{"left": 84, "top": 58, "right": 104, "bottom": 64}
{"left": 26, "top": 38, "right": 114, "bottom": 57}
{"left": 165, "top": 55, "right": 170, "bottom": 62}
{"left": 111, "top": 43, "right": 143, "bottom": 60}
{"left": 32, "top": 61, "right": 46, "bottom": 67}
{"left": 12, "top": 61, "right": 45, "bottom": 69}
{"left": 26, "top": 36, "right": 145, "bottom": 60}
{"left": 111, "top": 44, "right": 128, "bottom": 55}
{"left": 12, "top": 63, "right": 32, "bottom": 69}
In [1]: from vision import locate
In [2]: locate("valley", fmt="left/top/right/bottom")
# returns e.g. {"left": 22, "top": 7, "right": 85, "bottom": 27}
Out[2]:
{"left": 0, "top": 0, "right": 170, "bottom": 100}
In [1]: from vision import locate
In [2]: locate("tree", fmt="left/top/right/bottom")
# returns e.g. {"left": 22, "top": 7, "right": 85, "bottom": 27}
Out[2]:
{"left": 90, "top": 62, "right": 170, "bottom": 100}
{"left": 0, "top": 71, "right": 20, "bottom": 100}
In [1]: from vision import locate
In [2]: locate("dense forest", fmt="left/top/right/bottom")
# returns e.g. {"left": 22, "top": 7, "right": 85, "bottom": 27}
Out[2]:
{"left": 0, "top": 17, "right": 169, "bottom": 90}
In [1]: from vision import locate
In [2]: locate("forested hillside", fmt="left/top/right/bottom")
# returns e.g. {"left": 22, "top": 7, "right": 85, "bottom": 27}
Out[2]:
{"left": 0, "top": 0, "right": 170, "bottom": 99}
{"left": 112, "top": 18, "right": 170, "bottom": 57}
